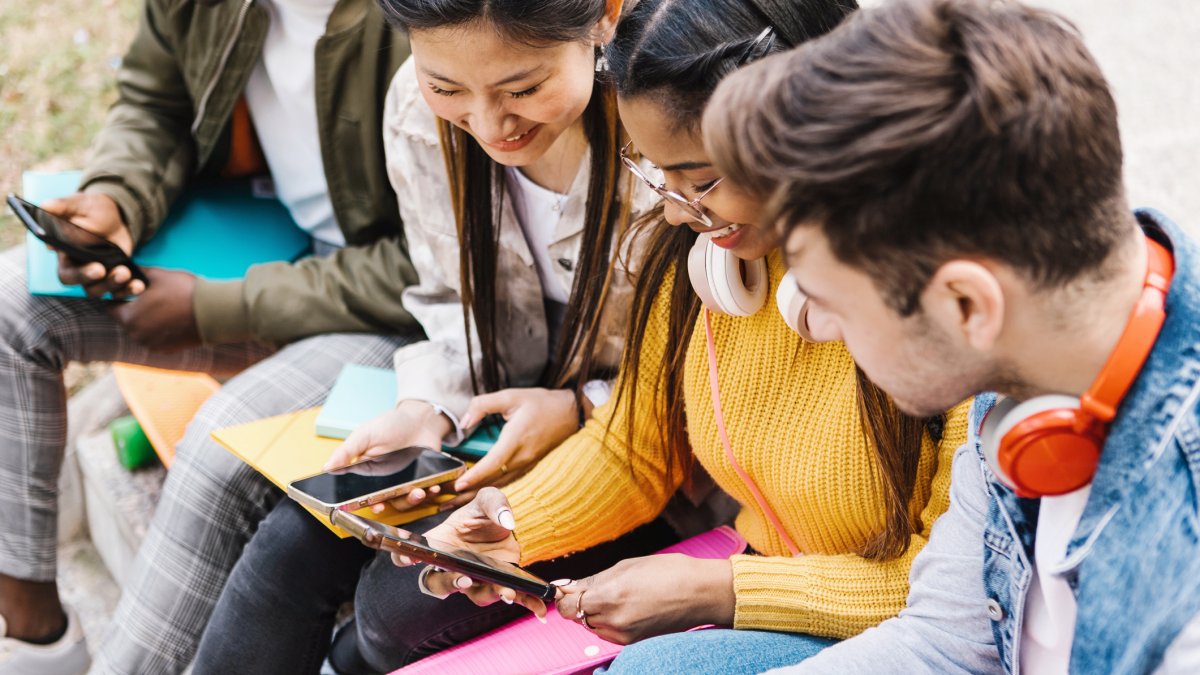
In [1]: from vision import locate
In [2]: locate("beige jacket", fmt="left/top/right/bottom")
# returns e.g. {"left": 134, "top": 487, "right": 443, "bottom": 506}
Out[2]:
{"left": 382, "top": 58, "right": 660, "bottom": 429}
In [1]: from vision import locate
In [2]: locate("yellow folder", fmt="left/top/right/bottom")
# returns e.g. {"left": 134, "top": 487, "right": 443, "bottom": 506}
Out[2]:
{"left": 211, "top": 408, "right": 446, "bottom": 537}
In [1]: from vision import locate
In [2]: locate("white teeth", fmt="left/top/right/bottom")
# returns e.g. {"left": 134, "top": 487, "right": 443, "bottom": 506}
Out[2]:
{"left": 711, "top": 223, "right": 742, "bottom": 238}
{"left": 505, "top": 131, "right": 528, "bottom": 142}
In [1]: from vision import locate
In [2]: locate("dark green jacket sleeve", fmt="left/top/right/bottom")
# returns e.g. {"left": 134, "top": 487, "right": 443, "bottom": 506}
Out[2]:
{"left": 79, "top": 0, "right": 195, "bottom": 245}
{"left": 192, "top": 234, "right": 420, "bottom": 346}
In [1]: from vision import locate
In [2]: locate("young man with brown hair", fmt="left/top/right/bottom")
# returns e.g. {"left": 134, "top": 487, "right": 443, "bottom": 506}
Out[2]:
{"left": 705, "top": 0, "right": 1200, "bottom": 672}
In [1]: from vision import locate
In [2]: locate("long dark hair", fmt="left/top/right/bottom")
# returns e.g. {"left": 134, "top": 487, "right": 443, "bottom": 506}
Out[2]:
{"left": 379, "top": 0, "right": 630, "bottom": 396}
{"left": 608, "top": 0, "right": 939, "bottom": 561}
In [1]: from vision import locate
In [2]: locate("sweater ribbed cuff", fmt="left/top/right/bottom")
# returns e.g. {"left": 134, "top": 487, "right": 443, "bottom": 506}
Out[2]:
{"left": 730, "top": 553, "right": 909, "bottom": 638}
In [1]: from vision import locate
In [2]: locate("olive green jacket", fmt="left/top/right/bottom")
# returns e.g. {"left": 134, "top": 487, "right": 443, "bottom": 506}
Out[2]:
{"left": 80, "top": 0, "right": 418, "bottom": 345}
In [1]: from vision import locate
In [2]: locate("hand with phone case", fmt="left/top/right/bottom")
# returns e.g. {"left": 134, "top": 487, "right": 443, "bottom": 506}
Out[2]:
{"left": 392, "top": 487, "right": 555, "bottom": 618}
{"left": 440, "top": 387, "right": 583, "bottom": 510}
{"left": 30, "top": 192, "right": 145, "bottom": 298}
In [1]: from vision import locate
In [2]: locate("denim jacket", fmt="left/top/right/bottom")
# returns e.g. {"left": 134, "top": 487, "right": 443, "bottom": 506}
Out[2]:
{"left": 982, "top": 209, "right": 1200, "bottom": 674}
{"left": 777, "top": 210, "right": 1200, "bottom": 675}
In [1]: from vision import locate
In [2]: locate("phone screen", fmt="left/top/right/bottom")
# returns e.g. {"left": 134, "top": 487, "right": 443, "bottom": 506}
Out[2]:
{"left": 370, "top": 520, "right": 554, "bottom": 600}
{"left": 291, "top": 447, "right": 462, "bottom": 504}
{"left": 8, "top": 194, "right": 123, "bottom": 257}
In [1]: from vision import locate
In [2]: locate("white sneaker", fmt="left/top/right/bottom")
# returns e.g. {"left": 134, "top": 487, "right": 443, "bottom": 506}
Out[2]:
{"left": 0, "top": 607, "right": 90, "bottom": 675}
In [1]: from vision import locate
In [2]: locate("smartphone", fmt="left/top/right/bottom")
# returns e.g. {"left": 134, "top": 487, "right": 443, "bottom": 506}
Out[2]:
{"left": 6, "top": 193, "right": 149, "bottom": 285}
{"left": 287, "top": 446, "right": 466, "bottom": 514}
{"left": 444, "top": 414, "right": 506, "bottom": 461}
{"left": 330, "top": 509, "right": 557, "bottom": 601}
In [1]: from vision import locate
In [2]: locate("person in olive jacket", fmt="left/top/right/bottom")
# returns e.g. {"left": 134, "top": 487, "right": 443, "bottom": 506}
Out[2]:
{"left": 0, "top": 0, "right": 421, "bottom": 673}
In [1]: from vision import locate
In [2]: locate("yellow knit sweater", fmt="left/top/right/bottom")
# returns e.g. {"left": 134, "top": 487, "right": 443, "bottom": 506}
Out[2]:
{"left": 503, "top": 251, "right": 970, "bottom": 638}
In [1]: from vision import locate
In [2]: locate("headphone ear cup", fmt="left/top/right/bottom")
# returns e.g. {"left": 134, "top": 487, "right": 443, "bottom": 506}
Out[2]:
{"left": 776, "top": 272, "right": 818, "bottom": 341}
{"left": 688, "top": 233, "right": 721, "bottom": 312}
{"left": 687, "top": 233, "right": 768, "bottom": 316}
{"left": 983, "top": 395, "right": 1102, "bottom": 497}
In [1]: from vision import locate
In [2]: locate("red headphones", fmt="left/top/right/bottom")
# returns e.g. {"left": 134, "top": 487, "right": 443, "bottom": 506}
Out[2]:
{"left": 981, "top": 236, "right": 1174, "bottom": 498}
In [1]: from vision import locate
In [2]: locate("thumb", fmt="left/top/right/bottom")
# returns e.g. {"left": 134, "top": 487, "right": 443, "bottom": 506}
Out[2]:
{"left": 454, "top": 487, "right": 517, "bottom": 543}
{"left": 325, "top": 431, "right": 370, "bottom": 470}
{"left": 39, "top": 196, "right": 74, "bottom": 217}
{"left": 455, "top": 428, "right": 517, "bottom": 490}
{"left": 460, "top": 390, "right": 512, "bottom": 430}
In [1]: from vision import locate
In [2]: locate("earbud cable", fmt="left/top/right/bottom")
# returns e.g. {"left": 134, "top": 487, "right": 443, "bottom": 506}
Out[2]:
{"left": 705, "top": 309, "right": 801, "bottom": 556}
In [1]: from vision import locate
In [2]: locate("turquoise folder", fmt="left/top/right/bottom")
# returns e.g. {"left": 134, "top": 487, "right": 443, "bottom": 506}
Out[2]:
{"left": 315, "top": 363, "right": 502, "bottom": 459}
{"left": 314, "top": 364, "right": 399, "bottom": 439}
{"left": 21, "top": 170, "right": 311, "bottom": 297}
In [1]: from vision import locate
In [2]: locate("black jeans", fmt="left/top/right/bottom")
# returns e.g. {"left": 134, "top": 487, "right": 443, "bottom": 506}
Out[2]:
{"left": 193, "top": 498, "right": 677, "bottom": 675}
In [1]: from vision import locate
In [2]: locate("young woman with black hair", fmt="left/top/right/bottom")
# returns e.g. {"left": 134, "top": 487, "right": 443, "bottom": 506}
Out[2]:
{"left": 413, "top": 0, "right": 973, "bottom": 672}
{"left": 189, "top": 2, "right": 686, "bottom": 673}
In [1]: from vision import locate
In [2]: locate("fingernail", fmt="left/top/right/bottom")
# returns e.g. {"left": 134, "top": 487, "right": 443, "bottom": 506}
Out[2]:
{"left": 535, "top": 613, "right": 547, "bottom": 624}
{"left": 549, "top": 579, "right": 573, "bottom": 587}
{"left": 501, "top": 596, "right": 513, "bottom": 605}
{"left": 454, "top": 480, "right": 467, "bottom": 491}
{"left": 455, "top": 576, "right": 473, "bottom": 590}
{"left": 497, "top": 508, "right": 516, "bottom": 531}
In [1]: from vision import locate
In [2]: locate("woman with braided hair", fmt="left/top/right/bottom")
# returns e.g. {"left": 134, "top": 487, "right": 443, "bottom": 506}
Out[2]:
{"left": 415, "top": 0, "right": 974, "bottom": 672}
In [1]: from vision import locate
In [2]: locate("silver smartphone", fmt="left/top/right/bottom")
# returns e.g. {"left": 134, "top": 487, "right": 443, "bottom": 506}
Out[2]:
{"left": 287, "top": 446, "right": 466, "bottom": 514}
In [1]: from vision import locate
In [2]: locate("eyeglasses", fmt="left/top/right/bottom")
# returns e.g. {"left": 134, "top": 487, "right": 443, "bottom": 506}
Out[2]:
{"left": 619, "top": 141, "right": 724, "bottom": 228}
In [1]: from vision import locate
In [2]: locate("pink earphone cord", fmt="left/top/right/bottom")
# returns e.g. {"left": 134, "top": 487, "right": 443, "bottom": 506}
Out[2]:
{"left": 704, "top": 310, "right": 802, "bottom": 557}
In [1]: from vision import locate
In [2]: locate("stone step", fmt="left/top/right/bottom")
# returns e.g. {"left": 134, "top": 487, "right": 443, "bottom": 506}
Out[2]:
{"left": 76, "top": 426, "right": 165, "bottom": 588}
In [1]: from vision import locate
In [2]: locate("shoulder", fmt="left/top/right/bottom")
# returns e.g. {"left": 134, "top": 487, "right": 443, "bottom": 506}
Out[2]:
{"left": 384, "top": 57, "right": 441, "bottom": 149}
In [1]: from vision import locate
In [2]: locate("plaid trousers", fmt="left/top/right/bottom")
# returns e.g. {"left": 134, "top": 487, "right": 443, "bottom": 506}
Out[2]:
{"left": 0, "top": 246, "right": 416, "bottom": 673}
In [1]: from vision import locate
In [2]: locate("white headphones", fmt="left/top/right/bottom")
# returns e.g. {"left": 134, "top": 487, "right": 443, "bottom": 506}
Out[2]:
{"left": 687, "top": 233, "right": 816, "bottom": 340}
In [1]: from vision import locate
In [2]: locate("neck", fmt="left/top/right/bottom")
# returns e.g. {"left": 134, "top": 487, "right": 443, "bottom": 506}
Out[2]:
{"left": 1001, "top": 228, "right": 1149, "bottom": 402}
{"left": 519, "top": 119, "right": 587, "bottom": 194}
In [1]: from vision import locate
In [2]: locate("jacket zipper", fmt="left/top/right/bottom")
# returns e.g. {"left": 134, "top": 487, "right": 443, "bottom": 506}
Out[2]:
{"left": 191, "top": 0, "right": 254, "bottom": 136}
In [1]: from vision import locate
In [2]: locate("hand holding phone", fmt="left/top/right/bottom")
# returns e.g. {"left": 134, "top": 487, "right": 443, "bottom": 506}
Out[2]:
{"left": 287, "top": 446, "right": 466, "bottom": 514}
{"left": 7, "top": 192, "right": 146, "bottom": 296}
{"left": 382, "top": 487, "right": 556, "bottom": 616}
{"left": 330, "top": 509, "right": 556, "bottom": 603}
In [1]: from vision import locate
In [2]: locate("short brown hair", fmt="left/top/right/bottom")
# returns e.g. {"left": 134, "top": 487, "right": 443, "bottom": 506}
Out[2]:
{"left": 704, "top": 0, "right": 1132, "bottom": 315}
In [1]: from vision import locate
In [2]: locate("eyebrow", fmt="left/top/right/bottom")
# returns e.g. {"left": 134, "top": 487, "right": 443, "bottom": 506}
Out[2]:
{"left": 422, "top": 66, "right": 543, "bottom": 88}
{"left": 660, "top": 160, "right": 714, "bottom": 173}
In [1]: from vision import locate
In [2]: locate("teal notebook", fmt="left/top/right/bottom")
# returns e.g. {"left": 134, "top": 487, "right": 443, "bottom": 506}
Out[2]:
{"left": 22, "top": 170, "right": 312, "bottom": 297}
{"left": 316, "top": 363, "right": 502, "bottom": 459}
{"left": 315, "top": 364, "right": 398, "bottom": 439}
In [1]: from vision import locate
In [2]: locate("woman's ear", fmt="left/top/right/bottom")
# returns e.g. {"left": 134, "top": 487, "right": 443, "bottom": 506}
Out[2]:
{"left": 921, "top": 260, "right": 1006, "bottom": 353}
{"left": 594, "top": 0, "right": 624, "bottom": 44}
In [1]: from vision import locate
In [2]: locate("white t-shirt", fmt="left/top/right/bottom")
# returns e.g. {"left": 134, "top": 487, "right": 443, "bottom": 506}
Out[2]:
{"left": 505, "top": 167, "right": 570, "bottom": 304}
{"left": 244, "top": 0, "right": 344, "bottom": 247}
{"left": 1021, "top": 487, "right": 1200, "bottom": 674}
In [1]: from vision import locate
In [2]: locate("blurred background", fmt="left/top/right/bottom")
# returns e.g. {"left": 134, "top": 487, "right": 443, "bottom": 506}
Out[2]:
{"left": 1, "top": 0, "right": 1197, "bottom": 243}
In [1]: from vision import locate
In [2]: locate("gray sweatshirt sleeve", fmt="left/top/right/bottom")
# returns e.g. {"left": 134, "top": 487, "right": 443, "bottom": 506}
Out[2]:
{"left": 768, "top": 443, "right": 1002, "bottom": 674}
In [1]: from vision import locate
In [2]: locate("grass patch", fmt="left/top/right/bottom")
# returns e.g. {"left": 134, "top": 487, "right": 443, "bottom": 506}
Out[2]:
{"left": 0, "top": 0, "right": 139, "bottom": 248}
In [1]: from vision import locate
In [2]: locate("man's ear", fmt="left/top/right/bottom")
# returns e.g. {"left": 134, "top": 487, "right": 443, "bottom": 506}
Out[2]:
{"left": 594, "top": 0, "right": 624, "bottom": 44}
{"left": 921, "top": 260, "right": 1005, "bottom": 352}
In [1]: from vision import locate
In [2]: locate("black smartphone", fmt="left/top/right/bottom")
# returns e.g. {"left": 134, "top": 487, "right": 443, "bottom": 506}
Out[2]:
{"left": 330, "top": 510, "right": 558, "bottom": 602}
{"left": 6, "top": 193, "right": 149, "bottom": 285}
{"left": 287, "top": 446, "right": 466, "bottom": 514}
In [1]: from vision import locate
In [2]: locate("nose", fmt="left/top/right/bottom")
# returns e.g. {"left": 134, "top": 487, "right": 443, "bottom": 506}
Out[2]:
{"left": 662, "top": 201, "right": 697, "bottom": 228}
{"left": 463, "top": 99, "right": 519, "bottom": 145}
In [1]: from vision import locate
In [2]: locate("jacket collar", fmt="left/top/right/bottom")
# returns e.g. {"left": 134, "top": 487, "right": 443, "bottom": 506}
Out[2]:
{"left": 1058, "top": 210, "right": 1200, "bottom": 568}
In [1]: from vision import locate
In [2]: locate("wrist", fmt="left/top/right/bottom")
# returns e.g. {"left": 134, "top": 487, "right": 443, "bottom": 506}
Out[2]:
{"left": 398, "top": 399, "right": 457, "bottom": 444}
{"left": 686, "top": 558, "right": 736, "bottom": 625}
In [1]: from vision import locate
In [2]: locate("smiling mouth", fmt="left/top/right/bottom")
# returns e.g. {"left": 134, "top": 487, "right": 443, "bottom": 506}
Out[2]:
{"left": 706, "top": 223, "right": 742, "bottom": 239}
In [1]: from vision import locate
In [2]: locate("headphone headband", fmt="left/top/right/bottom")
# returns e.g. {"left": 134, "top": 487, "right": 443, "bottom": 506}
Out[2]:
{"left": 1080, "top": 237, "right": 1173, "bottom": 423}
{"left": 983, "top": 235, "right": 1175, "bottom": 497}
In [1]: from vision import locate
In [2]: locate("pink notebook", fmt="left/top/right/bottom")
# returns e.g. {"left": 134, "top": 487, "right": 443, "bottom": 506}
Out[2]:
{"left": 392, "top": 526, "right": 747, "bottom": 675}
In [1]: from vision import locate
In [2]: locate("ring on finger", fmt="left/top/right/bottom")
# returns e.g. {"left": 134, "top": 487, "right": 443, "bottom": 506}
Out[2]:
{"left": 574, "top": 589, "right": 593, "bottom": 629}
